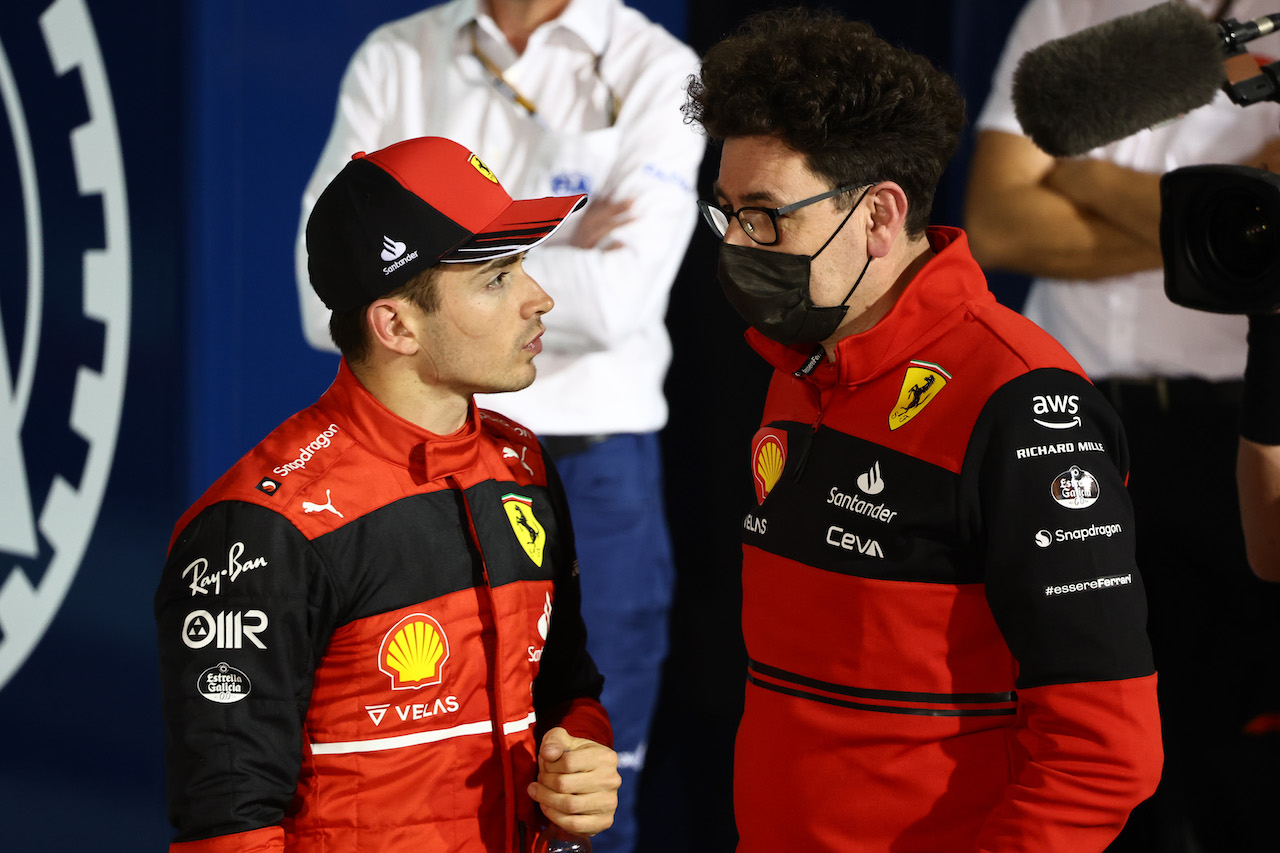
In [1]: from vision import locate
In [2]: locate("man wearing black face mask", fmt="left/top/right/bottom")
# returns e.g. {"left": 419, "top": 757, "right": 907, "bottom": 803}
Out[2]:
{"left": 684, "top": 9, "right": 1163, "bottom": 852}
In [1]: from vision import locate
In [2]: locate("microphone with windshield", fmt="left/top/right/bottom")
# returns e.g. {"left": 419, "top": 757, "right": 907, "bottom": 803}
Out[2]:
{"left": 1012, "top": 1, "right": 1280, "bottom": 157}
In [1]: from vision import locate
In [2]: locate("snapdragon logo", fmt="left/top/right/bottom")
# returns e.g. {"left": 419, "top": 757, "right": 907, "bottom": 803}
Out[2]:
{"left": 273, "top": 424, "right": 340, "bottom": 477}
{"left": 0, "top": 0, "right": 131, "bottom": 692}
{"left": 1034, "top": 522, "right": 1124, "bottom": 548}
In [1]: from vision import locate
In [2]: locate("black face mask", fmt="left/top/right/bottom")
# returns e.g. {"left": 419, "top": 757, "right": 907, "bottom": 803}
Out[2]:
{"left": 717, "top": 186, "right": 873, "bottom": 346}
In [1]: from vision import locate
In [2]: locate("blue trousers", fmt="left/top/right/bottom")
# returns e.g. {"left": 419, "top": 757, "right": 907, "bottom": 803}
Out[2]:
{"left": 550, "top": 433, "right": 674, "bottom": 853}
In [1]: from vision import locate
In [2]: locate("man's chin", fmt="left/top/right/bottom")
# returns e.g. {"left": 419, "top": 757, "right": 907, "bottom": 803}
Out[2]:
{"left": 479, "top": 366, "right": 537, "bottom": 396}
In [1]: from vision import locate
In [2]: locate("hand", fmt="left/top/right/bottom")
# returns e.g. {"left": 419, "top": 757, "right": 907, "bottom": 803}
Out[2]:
{"left": 568, "top": 198, "right": 635, "bottom": 249}
{"left": 528, "top": 727, "right": 620, "bottom": 837}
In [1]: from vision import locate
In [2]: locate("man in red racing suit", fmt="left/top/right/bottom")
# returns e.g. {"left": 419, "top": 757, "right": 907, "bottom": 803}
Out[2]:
{"left": 685, "top": 10, "right": 1163, "bottom": 851}
{"left": 155, "top": 137, "right": 619, "bottom": 852}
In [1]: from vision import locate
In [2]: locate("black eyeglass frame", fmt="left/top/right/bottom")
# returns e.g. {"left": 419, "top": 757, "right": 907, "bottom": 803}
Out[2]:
{"left": 697, "top": 183, "right": 861, "bottom": 246}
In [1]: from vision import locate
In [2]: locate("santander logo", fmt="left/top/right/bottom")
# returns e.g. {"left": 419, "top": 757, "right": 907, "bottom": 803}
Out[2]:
{"left": 380, "top": 235, "right": 406, "bottom": 261}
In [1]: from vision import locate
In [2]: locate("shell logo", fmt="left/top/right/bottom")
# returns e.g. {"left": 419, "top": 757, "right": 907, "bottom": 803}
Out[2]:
{"left": 751, "top": 429, "right": 788, "bottom": 505}
{"left": 378, "top": 613, "right": 450, "bottom": 690}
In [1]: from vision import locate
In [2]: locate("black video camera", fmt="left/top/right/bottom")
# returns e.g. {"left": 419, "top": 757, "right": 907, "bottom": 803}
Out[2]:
{"left": 1161, "top": 164, "right": 1280, "bottom": 314}
{"left": 1161, "top": 13, "right": 1280, "bottom": 314}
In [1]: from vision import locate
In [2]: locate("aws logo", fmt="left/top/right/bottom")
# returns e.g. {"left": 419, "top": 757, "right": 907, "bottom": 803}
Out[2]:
{"left": 379, "top": 613, "right": 451, "bottom": 690}
{"left": 0, "top": 0, "right": 131, "bottom": 691}
{"left": 1032, "top": 394, "right": 1081, "bottom": 430}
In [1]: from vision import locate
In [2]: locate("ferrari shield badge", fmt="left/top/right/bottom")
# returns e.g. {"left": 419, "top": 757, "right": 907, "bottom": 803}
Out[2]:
{"left": 889, "top": 360, "right": 950, "bottom": 430}
{"left": 503, "top": 493, "right": 545, "bottom": 566}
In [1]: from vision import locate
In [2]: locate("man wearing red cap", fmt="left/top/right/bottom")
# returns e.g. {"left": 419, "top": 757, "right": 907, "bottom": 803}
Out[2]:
{"left": 155, "top": 136, "right": 619, "bottom": 852}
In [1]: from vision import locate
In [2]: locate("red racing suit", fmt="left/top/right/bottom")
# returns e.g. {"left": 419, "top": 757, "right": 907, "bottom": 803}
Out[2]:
{"left": 735, "top": 227, "right": 1162, "bottom": 852}
{"left": 155, "top": 361, "right": 611, "bottom": 852}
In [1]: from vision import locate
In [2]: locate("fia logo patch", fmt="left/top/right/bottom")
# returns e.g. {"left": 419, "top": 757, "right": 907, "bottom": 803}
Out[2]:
{"left": 503, "top": 493, "right": 545, "bottom": 566}
{"left": 889, "top": 361, "right": 950, "bottom": 430}
{"left": 751, "top": 428, "right": 788, "bottom": 505}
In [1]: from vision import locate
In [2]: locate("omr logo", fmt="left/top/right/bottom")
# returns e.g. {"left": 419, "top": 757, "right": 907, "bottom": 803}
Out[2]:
{"left": 0, "top": 0, "right": 131, "bottom": 691}
{"left": 379, "top": 613, "right": 450, "bottom": 690}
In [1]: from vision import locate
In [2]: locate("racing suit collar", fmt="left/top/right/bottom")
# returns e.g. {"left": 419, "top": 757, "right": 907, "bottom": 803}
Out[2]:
{"left": 322, "top": 360, "right": 481, "bottom": 483}
{"left": 747, "top": 227, "right": 993, "bottom": 388}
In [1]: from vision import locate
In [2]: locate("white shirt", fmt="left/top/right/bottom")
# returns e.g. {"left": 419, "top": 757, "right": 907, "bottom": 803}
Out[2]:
{"left": 975, "top": 0, "right": 1280, "bottom": 381}
{"left": 295, "top": 0, "right": 705, "bottom": 434}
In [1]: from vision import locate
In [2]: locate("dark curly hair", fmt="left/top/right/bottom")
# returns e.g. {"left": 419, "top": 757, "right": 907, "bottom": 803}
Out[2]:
{"left": 684, "top": 7, "right": 966, "bottom": 235}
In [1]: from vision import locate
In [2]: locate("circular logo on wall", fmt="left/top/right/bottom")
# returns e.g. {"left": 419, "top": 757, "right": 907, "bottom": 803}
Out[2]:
{"left": 0, "top": 0, "right": 130, "bottom": 691}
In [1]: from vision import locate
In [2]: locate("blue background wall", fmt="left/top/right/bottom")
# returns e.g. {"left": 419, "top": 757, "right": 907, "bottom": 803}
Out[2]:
{"left": 0, "top": 1, "right": 1026, "bottom": 848}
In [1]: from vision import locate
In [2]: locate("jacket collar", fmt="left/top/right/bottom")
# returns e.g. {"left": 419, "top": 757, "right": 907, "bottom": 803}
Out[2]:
{"left": 450, "top": 0, "right": 612, "bottom": 57}
{"left": 747, "top": 227, "right": 991, "bottom": 388}
{"left": 318, "top": 360, "right": 481, "bottom": 483}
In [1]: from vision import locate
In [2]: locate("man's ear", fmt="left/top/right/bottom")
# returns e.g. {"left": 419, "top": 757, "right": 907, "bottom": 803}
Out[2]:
{"left": 865, "top": 182, "right": 910, "bottom": 258}
{"left": 366, "top": 298, "right": 420, "bottom": 356}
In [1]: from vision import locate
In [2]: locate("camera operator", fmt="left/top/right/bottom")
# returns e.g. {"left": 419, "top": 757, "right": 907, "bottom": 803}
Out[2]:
{"left": 966, "top": 2, "right": 1280, "bottom": 850}
{"left": 1239, "top": 311, "right": 1280, "bottom": 580}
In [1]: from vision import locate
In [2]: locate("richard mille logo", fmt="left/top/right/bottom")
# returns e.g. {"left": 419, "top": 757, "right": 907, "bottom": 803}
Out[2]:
{"left": 0, "top": 0, "right": 131, "bottom": 691}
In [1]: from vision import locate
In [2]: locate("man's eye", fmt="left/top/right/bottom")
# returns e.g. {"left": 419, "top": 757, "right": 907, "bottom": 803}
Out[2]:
{"left": 488, "top": 272, "right": 510, "bottom": 288}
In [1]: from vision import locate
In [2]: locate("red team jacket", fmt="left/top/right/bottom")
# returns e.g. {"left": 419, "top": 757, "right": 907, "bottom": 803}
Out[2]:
{"left": 735, "top": 228, "right": 1163, "bottom": 851}
{"left": 154, "top": 362, "right": 611, "bottom": 852}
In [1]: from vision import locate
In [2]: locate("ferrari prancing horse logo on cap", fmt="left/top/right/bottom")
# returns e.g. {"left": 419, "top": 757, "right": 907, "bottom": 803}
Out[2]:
{"left": 468, "top": 154, "right": 498, "bottom": 184}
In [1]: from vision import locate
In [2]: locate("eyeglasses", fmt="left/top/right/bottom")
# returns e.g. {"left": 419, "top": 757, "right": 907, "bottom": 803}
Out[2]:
{"left": 697, "top": 184, "right": 861, "bottom": 246}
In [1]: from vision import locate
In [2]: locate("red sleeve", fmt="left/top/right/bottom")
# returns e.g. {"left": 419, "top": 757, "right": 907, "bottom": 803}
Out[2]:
{"left": 540, "top": 697, "right": 613, "bottom": 749}
{"left": 974, "top": 675, "right": 1163, "bottom": 852}
{"left": 170, "top": 826, "right": 283, "bottom": 852}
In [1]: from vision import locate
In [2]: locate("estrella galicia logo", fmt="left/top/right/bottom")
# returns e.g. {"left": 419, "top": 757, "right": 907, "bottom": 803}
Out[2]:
{"left": 197, "top": 662, "right": 252, "bottom": 704}
{"left": 1051, "top": 466, "right": 1100, "bottom": 510}
{"left": 0, "top": 0, "right": 131, "bottom": 691}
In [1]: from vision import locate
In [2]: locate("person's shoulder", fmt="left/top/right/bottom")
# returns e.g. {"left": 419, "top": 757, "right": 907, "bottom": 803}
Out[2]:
{"left": 361, "top": 1, "right": 460, "bottom": 48}
{"left": 966, "top": 297, "right": 1086, "bottom": 379}
{"left": 175, "top": 404, "right": 355, "bottom": 539}
{"left": 608, "top": 1, "right": 698, "bottom": 64}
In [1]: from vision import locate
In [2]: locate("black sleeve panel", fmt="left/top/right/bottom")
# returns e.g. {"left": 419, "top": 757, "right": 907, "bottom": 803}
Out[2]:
{"left": 533, "top": 449, "right": 605, "bottom": 715}
{"left": 154, "top": 502, "right": 339, "bottom": 841}
{"left": 962, "top": 368, "right": 1155, "bottom": 689}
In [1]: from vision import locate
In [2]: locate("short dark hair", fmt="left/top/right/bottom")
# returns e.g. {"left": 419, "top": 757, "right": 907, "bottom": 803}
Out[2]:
{"left": 328, "top": 264, "right": 443, "bottom": 364}
{"left": 684, "top": 7, "right": 966, "bottom": 235}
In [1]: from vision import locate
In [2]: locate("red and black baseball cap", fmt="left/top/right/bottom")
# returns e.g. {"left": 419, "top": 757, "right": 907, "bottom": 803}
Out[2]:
{"left": 306, "top": 136, "right": 587, "bottom": 312}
